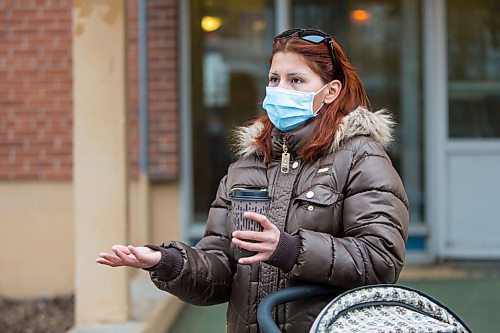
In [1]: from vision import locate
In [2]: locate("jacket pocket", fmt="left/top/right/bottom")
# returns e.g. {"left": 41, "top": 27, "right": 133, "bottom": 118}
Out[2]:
{"left": 292, "top": 184, "right": 342, "bottom": 212}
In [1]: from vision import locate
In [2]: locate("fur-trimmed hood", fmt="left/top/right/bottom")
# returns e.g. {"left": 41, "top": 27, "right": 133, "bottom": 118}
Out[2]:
{"left": 232, "top": 106, "right": 395, "bottom": 159}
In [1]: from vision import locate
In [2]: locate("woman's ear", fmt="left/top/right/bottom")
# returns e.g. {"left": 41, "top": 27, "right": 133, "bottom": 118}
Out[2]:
{"left": 324, "top": 80, "right": 342, "bottom": 104}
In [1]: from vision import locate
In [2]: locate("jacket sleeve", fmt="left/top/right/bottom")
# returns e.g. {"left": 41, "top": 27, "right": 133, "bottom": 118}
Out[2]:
{"left": 290, "top": 139, "right": 409, "bottom": 288}
{"left": 149, "top": 175, "right": 235, "bottom": 306}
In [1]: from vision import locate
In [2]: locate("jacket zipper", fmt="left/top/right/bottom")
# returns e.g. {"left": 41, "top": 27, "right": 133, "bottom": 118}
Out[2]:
{"left": 280, "top": 136, "right": 290, "bottom": 174}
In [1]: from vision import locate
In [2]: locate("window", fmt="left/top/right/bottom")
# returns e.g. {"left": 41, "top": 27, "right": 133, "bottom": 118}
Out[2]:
{"left": 448, "top": 0, "right": 500, "bottom": 138}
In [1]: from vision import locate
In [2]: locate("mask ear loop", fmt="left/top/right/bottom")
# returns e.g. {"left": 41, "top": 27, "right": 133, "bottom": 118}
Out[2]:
{"left": 313, "top": 102, "right": 325, "bottom": 115}
{"left": 313, "top": 82, "right": 331, "bottom": 115}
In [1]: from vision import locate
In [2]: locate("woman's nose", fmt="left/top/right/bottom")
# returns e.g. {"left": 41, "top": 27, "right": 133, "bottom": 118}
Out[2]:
{"left": 277, "top": 82, "right": 290, "bottom": 89}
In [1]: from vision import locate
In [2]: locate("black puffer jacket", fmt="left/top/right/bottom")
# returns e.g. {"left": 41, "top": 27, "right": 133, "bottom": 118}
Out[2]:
{"left": 149, "top": 107, "right": 409, "bottom": 332}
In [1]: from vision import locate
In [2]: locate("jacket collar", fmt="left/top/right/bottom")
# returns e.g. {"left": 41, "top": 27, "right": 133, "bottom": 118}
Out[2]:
{"left": 269, "top": 119, "right": 317, "bottom": 159}
{"left": 232, "top": 106, "right": 395, "bottom": 159}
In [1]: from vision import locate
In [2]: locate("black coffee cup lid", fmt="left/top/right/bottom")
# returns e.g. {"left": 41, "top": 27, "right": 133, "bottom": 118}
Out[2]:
{"left": 230, "top": 187, "right": 270, "bottom": 201}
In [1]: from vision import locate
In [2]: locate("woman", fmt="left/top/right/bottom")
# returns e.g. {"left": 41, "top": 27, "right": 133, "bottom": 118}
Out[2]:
{"left": 97, "top": 28, "right": 409, "bottom": 332}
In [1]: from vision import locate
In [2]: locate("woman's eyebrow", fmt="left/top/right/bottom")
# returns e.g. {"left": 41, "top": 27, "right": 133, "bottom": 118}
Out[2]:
{"left": 268, "top": 71, "right": 308, "bottom": 76}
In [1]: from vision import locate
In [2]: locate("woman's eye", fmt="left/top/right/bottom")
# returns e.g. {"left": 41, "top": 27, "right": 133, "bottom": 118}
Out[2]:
{"left": 291, "top": 77, "right": 303, "bottom": 84}
{"left": 268, "top": 77, "right": 279, "bottom": 86}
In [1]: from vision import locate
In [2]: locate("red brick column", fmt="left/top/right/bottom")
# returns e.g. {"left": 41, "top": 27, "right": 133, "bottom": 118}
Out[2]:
{"left": 128, "top": 0, "right": 179, "bottom": 181}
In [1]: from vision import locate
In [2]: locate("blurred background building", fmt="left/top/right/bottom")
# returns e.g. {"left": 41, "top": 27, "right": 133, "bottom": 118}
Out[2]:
{"left": 0, "top": 0, "right": 499, "bottom": 332}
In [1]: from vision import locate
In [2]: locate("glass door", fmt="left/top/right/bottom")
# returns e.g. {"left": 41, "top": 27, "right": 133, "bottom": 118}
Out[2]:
{"left": 292, "top": 0, "right": 425, "bottom": 251}
{"left": 186, "top": 0, "right": 427, "bottom": 251}
{"left": 189, "top": 0, "right": 275, "bottom": 239}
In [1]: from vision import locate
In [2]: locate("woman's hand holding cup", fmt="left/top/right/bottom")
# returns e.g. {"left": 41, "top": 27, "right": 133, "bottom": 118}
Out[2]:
{"left": 231, "top": 212, "right": 280, "bottom": 265}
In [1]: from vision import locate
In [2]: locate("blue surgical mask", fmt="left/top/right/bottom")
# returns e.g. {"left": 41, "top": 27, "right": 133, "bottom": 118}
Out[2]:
{"left": 262, "top": 84, "right": 328, "bottom": 132}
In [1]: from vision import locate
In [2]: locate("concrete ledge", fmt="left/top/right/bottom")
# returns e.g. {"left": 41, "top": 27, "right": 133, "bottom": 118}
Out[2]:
{"left": 68, "top": 272, "right": 184, "bottom": 333}
{"left": 141, "top": 286, "right": 184, "bottom": 333}
{"left": 67, "top": 323, "right": 144, "bottom": 333}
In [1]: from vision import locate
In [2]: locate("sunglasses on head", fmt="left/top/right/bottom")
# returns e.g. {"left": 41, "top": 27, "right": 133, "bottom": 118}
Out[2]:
{"left": 274, "top": 28, "right": 338, "bottom": 78}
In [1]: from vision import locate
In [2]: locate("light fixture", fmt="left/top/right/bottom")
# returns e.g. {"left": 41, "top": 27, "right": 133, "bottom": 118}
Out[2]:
{"left": 201, "top": 16, "right": 222, "bottom": 32}
{"left": 350, "top": 9, "right": 372, "bottom": 23}
{"left": 252, "top": 19, "right": 266, "bottom": 32}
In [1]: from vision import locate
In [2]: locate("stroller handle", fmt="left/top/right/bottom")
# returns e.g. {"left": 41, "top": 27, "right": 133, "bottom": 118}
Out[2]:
{"left": 257, "top": 284, "right": 342, "bottom": 333}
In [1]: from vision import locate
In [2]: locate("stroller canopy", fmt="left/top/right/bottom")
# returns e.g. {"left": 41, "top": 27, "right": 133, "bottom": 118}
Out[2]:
{"left": 309, "top": 284, "right": 471, "bottom": 333}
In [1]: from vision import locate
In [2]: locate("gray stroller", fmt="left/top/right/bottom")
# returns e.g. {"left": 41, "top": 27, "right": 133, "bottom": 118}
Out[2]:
{"left": 257, "top": 284, "right": 472, "bottom": 333}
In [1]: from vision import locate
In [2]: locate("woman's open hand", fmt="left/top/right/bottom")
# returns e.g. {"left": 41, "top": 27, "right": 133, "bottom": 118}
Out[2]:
{"left": 96, "top": 245, "right": 161, "bottom": 269}
{"left": 231, "top": 212, "right": 280, "bottom": 265}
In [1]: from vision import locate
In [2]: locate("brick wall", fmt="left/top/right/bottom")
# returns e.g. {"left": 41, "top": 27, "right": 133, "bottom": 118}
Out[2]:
{"left": 0, "top": 1, "right": 73, "bottom": 180}
{"left": 128, "top": 0, "right": 179, "bottom": 181}
{"left": 0, "top": 0, "right": 179, "bottom": 181}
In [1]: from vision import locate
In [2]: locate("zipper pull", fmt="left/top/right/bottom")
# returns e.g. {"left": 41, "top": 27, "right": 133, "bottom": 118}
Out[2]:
{"left": 281, "top": 139, "right": 290, "bottom": 174}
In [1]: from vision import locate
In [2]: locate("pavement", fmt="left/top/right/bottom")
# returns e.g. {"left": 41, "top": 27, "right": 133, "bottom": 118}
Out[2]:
{"left": 398, "top": 261, "right": 500, "bottom": 333}
{"left": 167, "top": 261, "right": 500, "bottom": 333}
{"left": 68, "top": 272, "right": 183, "bottom": 333}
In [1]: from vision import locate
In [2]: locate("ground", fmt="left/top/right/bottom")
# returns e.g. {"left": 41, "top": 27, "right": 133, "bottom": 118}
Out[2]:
{"left": 2, "top": 262, "right": 499, "bottom": 332}
{"left": 0, "top": 295, "right": 74, "bottom": 333}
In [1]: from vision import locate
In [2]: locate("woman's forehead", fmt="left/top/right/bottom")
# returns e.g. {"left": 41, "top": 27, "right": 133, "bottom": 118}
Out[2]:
{"left": 269, "top": 51, "right": 314, "bottom": 74}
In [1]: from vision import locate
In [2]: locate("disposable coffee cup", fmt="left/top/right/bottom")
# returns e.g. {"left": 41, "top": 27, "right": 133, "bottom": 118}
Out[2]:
{"left": 230, "top": 187, "right": 271, "bottom": 260}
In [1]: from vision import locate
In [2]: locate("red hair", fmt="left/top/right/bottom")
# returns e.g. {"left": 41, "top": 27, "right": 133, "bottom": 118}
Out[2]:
{"left": 254, "top": 33, "right": 370, "bottom": 162}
